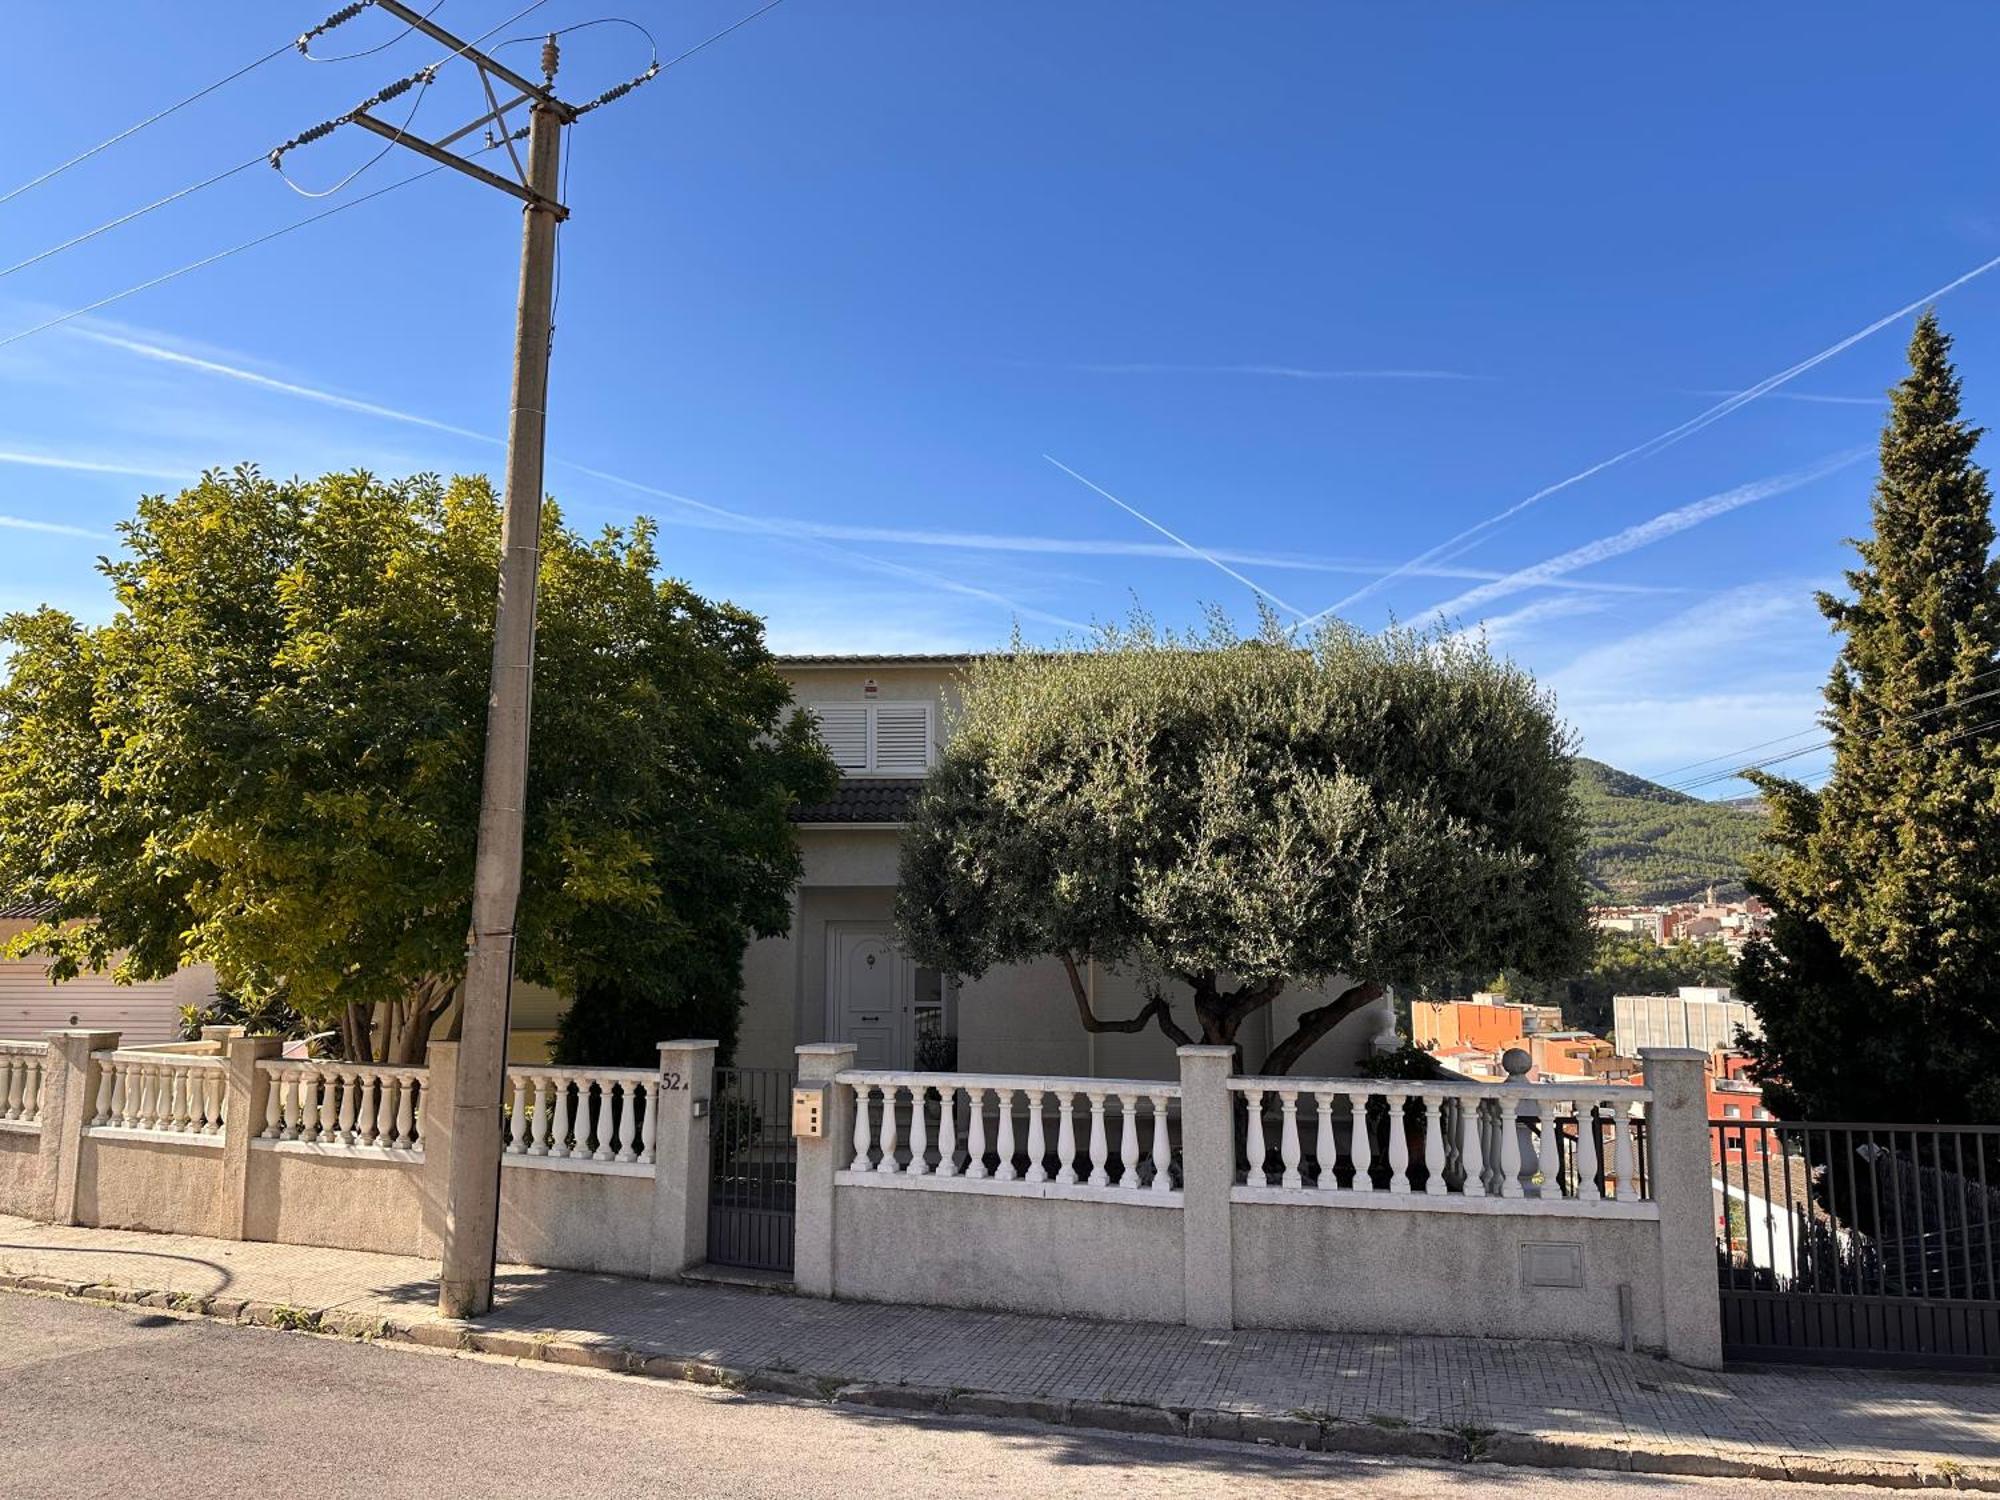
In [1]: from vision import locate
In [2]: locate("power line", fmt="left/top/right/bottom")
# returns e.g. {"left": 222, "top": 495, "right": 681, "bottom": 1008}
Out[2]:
{"left": 1668, "top": 678, "right": 2000, "bottom": 794}
{"left": 0, "top": 155, "right": 266, "bottom": 283}
{"left": 1652, "top": 660, "right": 2000, "bottom": 785}
{"left": 0, "top": 39, "right": 293, "bottom": 211}
{"left": 0, "top": 166, "right": 447, "bottom": 356}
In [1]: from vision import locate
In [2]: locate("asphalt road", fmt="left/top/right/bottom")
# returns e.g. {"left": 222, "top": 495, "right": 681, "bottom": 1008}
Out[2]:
{"left": 0, "top": 1294, "right": 1889, "bottom": 1499}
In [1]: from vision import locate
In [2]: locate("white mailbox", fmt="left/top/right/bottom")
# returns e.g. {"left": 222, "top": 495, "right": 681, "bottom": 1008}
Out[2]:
{"left": 791, "top": 1085, "right": 827, "bottom": 1140}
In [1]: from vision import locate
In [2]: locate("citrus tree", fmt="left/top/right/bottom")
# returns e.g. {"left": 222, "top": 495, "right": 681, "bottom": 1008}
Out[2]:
{"left": 0, "top": 467, "right": 835, "bottom": 1063}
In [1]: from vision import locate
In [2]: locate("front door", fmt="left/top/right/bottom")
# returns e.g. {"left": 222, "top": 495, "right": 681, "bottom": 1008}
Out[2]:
{"left": 829, "top": 924, "right": 906, "bottom": 1069}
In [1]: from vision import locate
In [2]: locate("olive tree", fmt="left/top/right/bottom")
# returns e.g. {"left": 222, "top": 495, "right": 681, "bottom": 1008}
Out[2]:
{"left": 895, "top": 614, "right": 1588, "bottom": 1073}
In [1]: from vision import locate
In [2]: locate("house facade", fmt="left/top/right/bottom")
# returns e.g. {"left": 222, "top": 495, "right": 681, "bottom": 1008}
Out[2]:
{"left": 732, "top": 654, "right": 1390, "bottom": 1081}
{"left": 0, "top": 901, "right": 218, "bottom": 1046}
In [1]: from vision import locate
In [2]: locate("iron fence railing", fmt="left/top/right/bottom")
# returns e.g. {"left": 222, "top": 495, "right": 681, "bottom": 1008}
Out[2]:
{"left": 1713, "top": 1120, "right": 2000, "bottom": 1303}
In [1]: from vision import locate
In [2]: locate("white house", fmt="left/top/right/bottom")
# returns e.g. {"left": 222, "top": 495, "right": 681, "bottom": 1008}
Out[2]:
{"left": 730, "top": 654, "right": 1387, "bottom": 1080}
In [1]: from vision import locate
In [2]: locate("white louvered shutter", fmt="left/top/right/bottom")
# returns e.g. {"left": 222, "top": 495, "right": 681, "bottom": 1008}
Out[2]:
{"left": 810, "top": 704, "right": 870, "bottom": 771}
{"left": 872, "top": 703, "right": 932, "bottom": 774}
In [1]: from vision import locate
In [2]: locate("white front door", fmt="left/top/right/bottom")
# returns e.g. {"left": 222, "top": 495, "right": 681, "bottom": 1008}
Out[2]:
{"left": 828, "top": 924, "right": 907, "bottom": 1069}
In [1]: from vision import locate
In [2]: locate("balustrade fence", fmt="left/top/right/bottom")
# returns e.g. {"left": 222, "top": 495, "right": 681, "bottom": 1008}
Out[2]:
{"left": 259, "top": 1061, "right": 426, "bottom": 1151}
{"left": 91, "top": 1051, "right": 226, "bottom": 1138}
{"left": 1230, "top": 1079, "right": 1652, "bottom": 1203}
{"left": 842, "top": 1072, "right": 1181, "bottom": 1195}
{"left": 504, "top": 1066, "right": 656, "bottom": 1166}
{"left": 0, "top": 1042, "right": 48, "bottom": 1127}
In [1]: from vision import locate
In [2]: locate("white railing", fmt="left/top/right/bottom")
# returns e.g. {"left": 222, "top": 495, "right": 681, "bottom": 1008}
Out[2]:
{"left": 0, "top": 1041, "right": 49, "bottom": 1128}
{"left": 258, "top": 1061, "right": 426, "bottom": 1151}
{"left": 90, "top": 1051, "right": 227, "bottom": 1137}
{"left": 1229, "top": 1078, "right": 1651, "bottom": 1206}
{"left": 839, "top": 1071, "right": 1181, "bottom": 1198}
{"left": 504, "top": 1066, "right": 656, "bottom": 1166}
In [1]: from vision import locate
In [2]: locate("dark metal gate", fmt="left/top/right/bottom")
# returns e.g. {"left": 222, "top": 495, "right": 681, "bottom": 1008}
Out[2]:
{"left": 707, "top": 1066, "right": 797, "bottom": 1275}
{"left": 1715, "top": 1119, "right": 2000, "bottom": 1370}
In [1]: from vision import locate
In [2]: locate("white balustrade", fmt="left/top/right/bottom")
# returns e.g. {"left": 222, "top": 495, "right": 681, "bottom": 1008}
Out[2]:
{"left": 0, "top": 1042, "right": 48, "bottom": 1127}
{"left": 1227, "top": 1078, "right": 1653, "bottom": 1209}
{"left": 91, "top": 1051, "right": 227, "bottom": 1138}
{"left": 257, "top": 1061, "right": 425, "bottom": 1150}
{"left": 502, "top": 1066, "right": 656, "bottom": 1169}
{"left": 837, "top": 1071, "right": 1181, "bottom": 1199}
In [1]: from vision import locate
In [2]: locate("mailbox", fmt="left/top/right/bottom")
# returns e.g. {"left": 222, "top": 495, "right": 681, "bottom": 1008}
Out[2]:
{"left": 791, "top": 1085, "right": 827, "bottom": 1140}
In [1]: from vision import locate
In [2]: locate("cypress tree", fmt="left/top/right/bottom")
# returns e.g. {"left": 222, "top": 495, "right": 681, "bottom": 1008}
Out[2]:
{"left": 1740, "top": 313, "right": 2000, "bottom": 1122}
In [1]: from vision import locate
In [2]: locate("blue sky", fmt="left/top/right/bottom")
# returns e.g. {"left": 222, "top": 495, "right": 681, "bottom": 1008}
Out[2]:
{"left": 4, "top": 3, "right": 1999, "bottom": 793}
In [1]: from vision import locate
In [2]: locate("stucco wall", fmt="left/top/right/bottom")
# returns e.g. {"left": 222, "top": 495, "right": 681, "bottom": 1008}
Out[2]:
{"left": 832, "top": 1182, "right": 1185, "bottom": 1323}
{"left": 1230, "top": 1200, "right": 1666, "bottom": 1351}
{"left": 499, "top": 1165, "right": 656, "bottom": 1277}
{"left": 0, "top": 1130, "right": 46, "bottom": 1218}
{"left": 74, "top": 1136, "right": 224, "bottom": 1237}
{"left": 243, "top": 1148, "right": 432, "bottom": 1258}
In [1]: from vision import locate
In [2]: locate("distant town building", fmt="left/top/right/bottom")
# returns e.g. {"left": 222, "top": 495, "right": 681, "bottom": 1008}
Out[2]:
{"left": 1411, "top": 994, "right": 1565, "bottom": 1055}
{"left": 1613, "top": 985, "right": 1760, "bottom": 1056}
{"left": 1590, "top": 890, "right": 1771, "bottom": 954}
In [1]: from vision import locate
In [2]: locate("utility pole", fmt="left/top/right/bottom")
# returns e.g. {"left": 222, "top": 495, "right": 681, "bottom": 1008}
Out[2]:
{"left": 272, "top": 1, "right": 656, "bottom": 1318}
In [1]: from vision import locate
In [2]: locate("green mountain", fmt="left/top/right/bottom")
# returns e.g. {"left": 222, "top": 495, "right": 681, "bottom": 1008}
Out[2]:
{"left": 1573, "top": 757, "right": 1765, "bottom": 903}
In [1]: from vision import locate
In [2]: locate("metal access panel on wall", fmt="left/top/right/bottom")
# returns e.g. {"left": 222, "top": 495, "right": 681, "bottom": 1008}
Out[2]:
{"left": 708, "top": 1066, "right": 799, "bottom": 1276}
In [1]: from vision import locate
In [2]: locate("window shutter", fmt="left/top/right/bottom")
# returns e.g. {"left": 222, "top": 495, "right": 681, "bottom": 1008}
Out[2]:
{"left": 872, "top": 703, "right": 931, "bottom": 774}
{"left": 810, "top": 705, "right": 869, "bottom": 771}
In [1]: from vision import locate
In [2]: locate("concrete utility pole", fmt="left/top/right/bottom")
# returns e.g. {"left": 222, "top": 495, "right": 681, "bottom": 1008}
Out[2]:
{"left": 271, "top": 1, "right": 657, "bottom": 1318}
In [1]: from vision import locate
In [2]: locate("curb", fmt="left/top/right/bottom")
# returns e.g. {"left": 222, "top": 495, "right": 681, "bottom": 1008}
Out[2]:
{"left": 3, "top": 1273, "right": 1993, "bottom": 1492}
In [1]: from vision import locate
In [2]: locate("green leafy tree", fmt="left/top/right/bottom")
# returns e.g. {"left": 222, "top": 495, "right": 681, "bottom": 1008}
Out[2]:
{"left": 1740, "top": 314, "right": 2000, "bottom": 1121}
{"left": 0, "top": 467, "right": 836, "bottom": 1066}
{"left": 895, "top": 613, "right": 1590, "bottom": 1073}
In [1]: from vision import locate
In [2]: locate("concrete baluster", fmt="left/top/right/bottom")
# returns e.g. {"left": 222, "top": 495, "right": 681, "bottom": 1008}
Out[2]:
{"left": 1242, "top": 1087, "right": 1267, "bottom": 1188}
{"left": 1023, "top": 1089, "right": 1047, "bottom": 1184}
{"left": 1278, "top": 1088, "right": 1302, "bottom": 1190}
{"left": 964, "top": 1086, "right": 988, "bottom": 1179}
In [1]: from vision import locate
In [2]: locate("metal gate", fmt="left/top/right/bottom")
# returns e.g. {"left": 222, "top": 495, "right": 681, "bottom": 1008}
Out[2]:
{"left": 707, "top": 1066, "right": 797, "bottom": 1275}
{"left": 1715, "top": 1119, "right": 2000, "bottom": 1370}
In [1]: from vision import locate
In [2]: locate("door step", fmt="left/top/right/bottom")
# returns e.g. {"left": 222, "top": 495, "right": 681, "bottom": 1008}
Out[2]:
{"left": 680, "top": 1262, "right": 796, "bottom": 1294}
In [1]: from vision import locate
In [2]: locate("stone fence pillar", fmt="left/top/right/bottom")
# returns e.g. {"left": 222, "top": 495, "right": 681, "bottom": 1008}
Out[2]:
{"left": 1178, "top": 1045, "right": 1236, "bottom": 1330}
{"left": 648, "top": 1039, "right": 717, "bottom": 1278}
{"left": 1641, "top": 1046, "right": 1723, "bottom": 1369}
{"left": 217, "top": 1035, "right": 282, "bottom": 1238}
{"left": 39, "top": 1029, "right": 118, "bottom": 1225}
{"left": 792, "top": 1042, "right": 857, "bottom": 1297}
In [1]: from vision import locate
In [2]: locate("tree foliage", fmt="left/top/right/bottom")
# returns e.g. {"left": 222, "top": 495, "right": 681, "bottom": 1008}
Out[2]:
{"left": 0, "top": 468, "right": 836, "bottom": 1064}
{"left": 895, "top": 612, "right": 1590, "bottom": 1073}
{"left": 1740, "top": 314, "right": 2000, "bottom": 1122}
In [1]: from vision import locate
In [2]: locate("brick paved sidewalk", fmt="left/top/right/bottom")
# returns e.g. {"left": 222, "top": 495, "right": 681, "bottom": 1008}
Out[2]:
{"left": 3, "top": 1213, "right": 1997, "bottom": 1489}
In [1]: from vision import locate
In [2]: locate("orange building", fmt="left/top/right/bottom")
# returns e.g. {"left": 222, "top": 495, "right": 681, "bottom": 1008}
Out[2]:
{"left": 1411, "top": 999, "right": 1526, "bottom": 1053}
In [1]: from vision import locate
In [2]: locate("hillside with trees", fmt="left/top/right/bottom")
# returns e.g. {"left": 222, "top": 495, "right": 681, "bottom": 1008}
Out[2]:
{"left": 1574, "top": 757, "right": 1764, "bottom": 903}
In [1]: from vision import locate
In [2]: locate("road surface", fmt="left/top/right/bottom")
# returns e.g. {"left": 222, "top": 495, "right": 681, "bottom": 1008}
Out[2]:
{"left": 0, "top": 1294, "right": 1887, "bottom": 1498}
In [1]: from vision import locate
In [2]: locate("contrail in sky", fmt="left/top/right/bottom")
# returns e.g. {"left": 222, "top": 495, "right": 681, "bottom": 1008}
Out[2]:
{"left": 1405, "top": 448, "right": 1868, "bottom": 631}
{"left": 1042, "top": 455, "right": 1306, "bottom": 618}
{"left": 1319, "top": 247, "right": 2000, "bottom": 622}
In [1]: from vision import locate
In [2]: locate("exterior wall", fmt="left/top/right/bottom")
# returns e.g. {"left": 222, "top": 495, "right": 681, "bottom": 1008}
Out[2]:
{"left": 830, "top": 1185, "right": 1184, "bottom": 1323}
{"left": 499, "top": 1165, "right": 655, "bottom": 1278}
{"left": 748, "top": 826, "right": 1378, "bottom": 1081}
{"left": 1230, "top": 1202, "right": 1664, "bottom": 1347}
{"left": 0, "top": 1130, "right": 44, "bottom": 1218}
{"left": 0, "top": 919, "right": 215, "bottom": 1046}
{"left": 243, "top": 1148, "right": 432, "bottom": 1258}
{"left": 3, "top": 1031, "right": 716, "bottom": 1289}
{"left": 74, "top": 1135, "right": 224, "bottom": 1237}
{"left": 1614, "top": 991, "right": 1759, "bottom": 1055}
